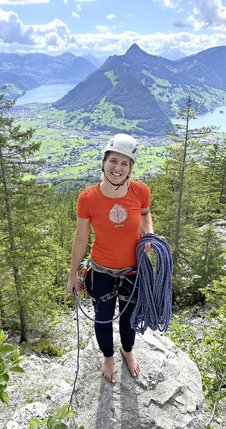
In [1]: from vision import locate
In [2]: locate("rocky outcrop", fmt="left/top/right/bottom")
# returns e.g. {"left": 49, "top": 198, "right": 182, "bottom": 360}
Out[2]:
{"left": 213, "top": 219, "right": 226, "bottom": 245}
{"left": 70, "top": 329, "right": 204, "bottom": 429}
{"left": 6, "top": 403, "right": 48, "bottom": 429}
{"left": 3, "top": 316, "right": 204, "bottom": 429}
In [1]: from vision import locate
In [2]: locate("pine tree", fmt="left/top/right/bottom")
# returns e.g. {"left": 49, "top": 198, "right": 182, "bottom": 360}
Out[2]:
{"left": 0, "top": 95, "right": 67, "bottom": 342}
{"left": 201, "top": 140, "right": 226, "bottom": 220}
{"left": 0, "top": 96, "right": 41, "bottom": 341}
{"left": 151, "top": 93, "right": 226, "bottom": 302}
{"left": 167, "top": 94, "right": 217, "bottom": 264}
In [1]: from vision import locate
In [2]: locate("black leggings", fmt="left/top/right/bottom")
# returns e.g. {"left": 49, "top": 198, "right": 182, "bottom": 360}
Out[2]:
{"left": 86, "top": 270, "right": 137, "bottom": 357}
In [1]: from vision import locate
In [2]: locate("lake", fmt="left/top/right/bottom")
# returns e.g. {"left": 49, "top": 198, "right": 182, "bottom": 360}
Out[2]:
{"left": 16, "top": 83, "right": 75, "bottom": 105}
{"left": 16, "top": 83, "right": 226, "bottom": 132}
{"left": 171, "top": 106, "right": 226, "bottom": 133}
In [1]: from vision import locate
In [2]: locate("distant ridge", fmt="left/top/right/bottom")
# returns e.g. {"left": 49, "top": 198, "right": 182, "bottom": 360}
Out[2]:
{"left": 54, "top": 43, "right": 226, "bottom": 136}
{"left": 0, "top": 52, "right": 96, "bottom": 99}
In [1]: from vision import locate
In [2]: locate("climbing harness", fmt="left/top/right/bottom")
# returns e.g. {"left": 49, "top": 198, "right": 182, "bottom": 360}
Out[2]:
{"left": 89, "top": 259, "right": 137, "bottom": 310}
{"left": 68, "top": 233, "right": 173, "bottom": 410}
{"left": 74, "top": 259, "right": 138, "bottom": 324}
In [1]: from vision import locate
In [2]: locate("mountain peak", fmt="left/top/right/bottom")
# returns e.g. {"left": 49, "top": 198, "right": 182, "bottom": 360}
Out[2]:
{"left": 58, "top": 52, "right": 76, "bottom": 60}
{"left": 126, "top": 43, "right": 147, "bottom": 56}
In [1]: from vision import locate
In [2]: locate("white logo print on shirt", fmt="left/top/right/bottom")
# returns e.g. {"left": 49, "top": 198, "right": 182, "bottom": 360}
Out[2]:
{"left": 109, "top": 204, "right": 128, "bottom": 226}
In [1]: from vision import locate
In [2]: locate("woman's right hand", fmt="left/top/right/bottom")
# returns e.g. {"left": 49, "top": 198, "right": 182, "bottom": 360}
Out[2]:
{"left": 67, "top": 275, "right": 80, "bottom": 296}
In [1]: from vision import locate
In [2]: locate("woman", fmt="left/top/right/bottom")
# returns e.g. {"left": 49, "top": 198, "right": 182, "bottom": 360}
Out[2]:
{"left": 67, "top": 133, "right": 154, "bottom": 383}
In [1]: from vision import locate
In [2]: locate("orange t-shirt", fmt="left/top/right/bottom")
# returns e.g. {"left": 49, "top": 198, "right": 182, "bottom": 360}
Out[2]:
{"left": 76, "top": 180, "right": 150, "bottom": 269}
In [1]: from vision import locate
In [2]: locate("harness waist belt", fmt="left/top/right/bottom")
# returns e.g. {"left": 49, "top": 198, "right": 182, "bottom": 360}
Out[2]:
{"left": 90, "top": 259, "right": 137, "bottom": 306}
{"left": 91, "top": 259, "right": 137, "bottom": 277}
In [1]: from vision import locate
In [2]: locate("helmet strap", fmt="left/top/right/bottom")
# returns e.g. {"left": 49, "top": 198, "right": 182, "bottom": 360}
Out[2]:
{"left": 104, "top": 172, "right": 129, "bottom": 190}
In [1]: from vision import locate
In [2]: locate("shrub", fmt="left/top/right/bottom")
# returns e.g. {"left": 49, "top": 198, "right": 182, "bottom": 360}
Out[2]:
{"left": 27, "top": 403, "right": 80, "bottom": 429}
{"left": 0, "top": 328, "right": 25, "bottom": 404}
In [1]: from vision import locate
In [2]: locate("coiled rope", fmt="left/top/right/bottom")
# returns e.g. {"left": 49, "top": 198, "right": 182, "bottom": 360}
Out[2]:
{"left": 130, "top": 233, "right": 173, "bottom": 334}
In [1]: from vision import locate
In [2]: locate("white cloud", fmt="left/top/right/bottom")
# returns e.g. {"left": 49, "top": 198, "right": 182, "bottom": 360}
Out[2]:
{"left": 0, "top": 9, "right": 34, "bottom": 43}
{"left": 67, "top": 30, "right": 226, "bottom": 58}
{"left": 153, "top": 0, "right": 177, "bottom": 8}
{"left": 162, "top": 0, "right": 176, "bottom": 7}
{"left": 72, "top": 11, "right": 80, "bottom": 19}
{"left": 1, "top": 8, "right": 226, "bottom": 58}
{"left": 45, "top": 32, "right": 60, "bottom": 46}
{"left": 32, "top": 18, "right": 69, "bottom": 39}
{"left": 189, "top": 0, "right": 226, "bottom": 30}
{"left": 0, "top": 10, "right": 72, "bottom": 51}
{"left": 71, "top": 3, "right": 82, "bottom": 16}
{"left": 106, "top": 13, "right": 116, "bottom": 20}
{"left": 95, "top": 25, "right": 110, "bottom": 33}
{"left": 0, "top": 0, "right": 49, "bottom": 4}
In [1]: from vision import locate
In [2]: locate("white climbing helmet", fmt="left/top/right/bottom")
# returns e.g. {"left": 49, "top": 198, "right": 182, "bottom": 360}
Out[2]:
{"left": 103, "top": 133, "right": 138, "bottom": 162}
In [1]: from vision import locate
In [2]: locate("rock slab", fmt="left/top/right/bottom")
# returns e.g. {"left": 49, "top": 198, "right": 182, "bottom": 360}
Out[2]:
{"left": 71, "top": 329, "right": 204, "bottom": 429}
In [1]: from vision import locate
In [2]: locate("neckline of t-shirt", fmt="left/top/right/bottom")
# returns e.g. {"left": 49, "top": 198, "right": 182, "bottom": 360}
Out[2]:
{"left": 97, "top": 182, "right": 132, "bottom": 200}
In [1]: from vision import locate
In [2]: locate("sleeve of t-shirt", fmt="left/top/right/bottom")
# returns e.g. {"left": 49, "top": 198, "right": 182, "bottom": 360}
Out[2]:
{"left": 76, "top": 189, "right": 91, "bottom": 218}
{"left": 140, "top": 182, "right": 151, "bottom": 208}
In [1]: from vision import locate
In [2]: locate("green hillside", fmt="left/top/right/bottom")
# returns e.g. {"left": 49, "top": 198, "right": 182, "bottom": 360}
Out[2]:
{"left": 54, "top": 44, "right": 226, "bottom": 136}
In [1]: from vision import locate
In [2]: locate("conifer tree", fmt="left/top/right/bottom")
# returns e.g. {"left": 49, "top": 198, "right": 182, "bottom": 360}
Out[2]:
{"left": 201, "top": 140, "right": 226, "bottom": 219}
{"left": 0, "top": 96, "right": 40, "bottom": 341}
{"left": 151, "top": 93, "right": 225, "bottom": 302}
{"left": 45, "top": 191, "right": 77, "bottom": 293}
{"left": 0, "top": 95, "right": 68, "bottom": 342}
{"left": 167, "top": 94, "right": 217, "bottom": 264}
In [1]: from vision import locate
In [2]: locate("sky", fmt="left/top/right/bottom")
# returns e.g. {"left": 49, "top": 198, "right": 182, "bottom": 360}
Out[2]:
{"left": 1, "top": 0, "right": 226, "bottom": 60}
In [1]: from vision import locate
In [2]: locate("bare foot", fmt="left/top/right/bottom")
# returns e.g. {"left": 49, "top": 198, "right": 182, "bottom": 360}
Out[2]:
{"left": 120, "top": 347, "right": 140, "bottom": 377}
{"left": 101, "top": 356, "right": 116, "bottom": 383}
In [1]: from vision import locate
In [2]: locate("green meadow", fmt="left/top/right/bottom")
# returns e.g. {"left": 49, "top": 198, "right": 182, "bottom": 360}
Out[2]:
{"left": 15, "top": 103, "right": 224, "bottom": 183}
{"left": 15, "top": 104, "right": 169, "bottom": 182}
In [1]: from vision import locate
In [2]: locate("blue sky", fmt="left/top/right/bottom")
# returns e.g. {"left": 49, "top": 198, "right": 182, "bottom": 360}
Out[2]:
{"left": 1, "top": 0, "right": 226, "bottom": 59}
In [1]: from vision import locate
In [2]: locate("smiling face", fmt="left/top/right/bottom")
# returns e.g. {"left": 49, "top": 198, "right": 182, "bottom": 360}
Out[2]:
{"left": 102, "top": 151, "right": 132, "bottom": 185}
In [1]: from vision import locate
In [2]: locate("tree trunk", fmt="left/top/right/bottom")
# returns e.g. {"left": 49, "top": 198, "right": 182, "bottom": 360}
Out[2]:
{"left": 173, "top": 97, "right": 190, "bottom": 266}
{"left": 220, "top": 160, "right": 226, "bottom": 204}
{"left": 0, "top": 147, "right": 28, "bottom": 342}
{"left": 13, "top": 266, "right": 28, "bottom": 343}
{"left": 0, "top": 288, "right": 6, "bottom": 329}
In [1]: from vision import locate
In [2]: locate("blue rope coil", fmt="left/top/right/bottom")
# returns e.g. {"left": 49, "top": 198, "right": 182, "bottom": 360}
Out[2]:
{"left": 130, "top": 233, "right": 173, "bottom": 334}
